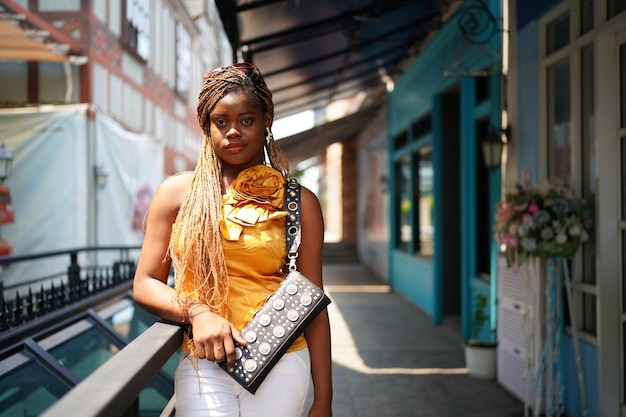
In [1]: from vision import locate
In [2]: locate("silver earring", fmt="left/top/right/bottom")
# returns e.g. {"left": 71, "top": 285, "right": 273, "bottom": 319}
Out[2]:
{"left": 264, "top": 127, "right": 273, "bottom": 166}
{"left": 266, "top": 127, "right": 273, "bottom": 143}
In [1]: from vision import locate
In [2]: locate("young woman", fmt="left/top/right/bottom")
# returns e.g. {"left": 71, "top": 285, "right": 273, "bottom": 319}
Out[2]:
{"left": 133, "top": 63, "right": 332, "bottom": 417}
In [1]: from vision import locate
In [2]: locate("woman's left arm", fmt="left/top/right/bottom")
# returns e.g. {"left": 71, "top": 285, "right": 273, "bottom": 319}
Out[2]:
{"left": 298, "top": 186, "right": 332, "bottom": 417}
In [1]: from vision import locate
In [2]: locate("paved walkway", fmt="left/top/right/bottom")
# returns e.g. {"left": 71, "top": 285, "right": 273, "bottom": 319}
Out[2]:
{"left": 307, "top": 263, "right": 524, "bottom": 417}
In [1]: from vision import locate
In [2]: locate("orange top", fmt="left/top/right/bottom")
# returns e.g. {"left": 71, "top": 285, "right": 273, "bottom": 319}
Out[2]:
{"left": 179, "top": 165, "right": 307, "bottom": 355}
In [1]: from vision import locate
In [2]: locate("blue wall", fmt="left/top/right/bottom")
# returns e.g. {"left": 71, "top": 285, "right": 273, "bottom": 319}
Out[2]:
{"left": 562, "top": 337, "right": 598, "bottom": 417}
{"left": 390, "top": 252, "right": 436, "bottom": 316}
{"left": 517, "top": 0, "right": 561, "bottom": 30}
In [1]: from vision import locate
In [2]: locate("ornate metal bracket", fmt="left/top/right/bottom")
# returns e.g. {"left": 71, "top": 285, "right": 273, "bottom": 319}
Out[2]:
{"left": 457, "top": 0, "right": 502, "bottom": 45}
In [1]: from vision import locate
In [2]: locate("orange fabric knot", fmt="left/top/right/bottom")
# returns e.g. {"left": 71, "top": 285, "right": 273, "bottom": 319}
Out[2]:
{"left": 221, "top": 165, "right": 288, "bottom": 241}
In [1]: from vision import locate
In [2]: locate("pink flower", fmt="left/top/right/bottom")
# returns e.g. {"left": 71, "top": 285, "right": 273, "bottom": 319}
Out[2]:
{"left": 502, "top": 234, "right": 518, "bottom": 248}
{"left": 528, "top": 203, "right": 539, "bottom": 214}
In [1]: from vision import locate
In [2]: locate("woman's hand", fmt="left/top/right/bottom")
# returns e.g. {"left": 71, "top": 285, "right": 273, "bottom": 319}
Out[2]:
{"left": 189, "top": 307, "right": 247, "bottom": 371}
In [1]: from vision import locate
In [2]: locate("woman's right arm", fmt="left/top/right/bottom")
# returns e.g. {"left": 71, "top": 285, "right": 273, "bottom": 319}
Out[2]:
{"left": 133, "top": 173, "right": 190, "bottom": 323}
{"left": 132, "top": 173, "right": 246, "bottom": 369}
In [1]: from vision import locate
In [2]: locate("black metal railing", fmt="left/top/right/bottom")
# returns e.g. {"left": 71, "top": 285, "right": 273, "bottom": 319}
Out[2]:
{"left": 0, "top": 246, "right": 141, "bottom": 335}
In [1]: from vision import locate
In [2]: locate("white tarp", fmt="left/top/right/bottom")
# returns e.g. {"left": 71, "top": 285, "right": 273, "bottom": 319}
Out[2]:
{"left": 0, "top": 105, "right": 89, "bottom": 293}
{"left": 94, "top": 112, "right": 164, "bottom": 264}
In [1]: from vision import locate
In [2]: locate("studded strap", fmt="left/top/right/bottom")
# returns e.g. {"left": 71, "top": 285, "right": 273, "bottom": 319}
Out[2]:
{"left": 285, "top": 178, "right": 301, "bottom": 271}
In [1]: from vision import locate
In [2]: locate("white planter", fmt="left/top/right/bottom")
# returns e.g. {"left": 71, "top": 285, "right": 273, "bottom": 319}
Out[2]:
{"left": 464, "top": 343, "right": 497, "bottom": 379}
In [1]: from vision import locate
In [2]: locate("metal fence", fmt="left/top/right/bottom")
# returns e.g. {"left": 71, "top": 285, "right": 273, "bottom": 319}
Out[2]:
{"left": 0, "top": 246, "right": 140, "bottom": 340}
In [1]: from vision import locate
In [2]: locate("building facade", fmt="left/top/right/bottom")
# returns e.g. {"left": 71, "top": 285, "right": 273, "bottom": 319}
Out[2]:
{"left": 506, "top": 1, "right": 625, "bottom": 416}
{"left": 355, "top": 1, "right": 625, "bottom": 416}
{"left": 0, "top": 0, "right": 230, "bottom": 292}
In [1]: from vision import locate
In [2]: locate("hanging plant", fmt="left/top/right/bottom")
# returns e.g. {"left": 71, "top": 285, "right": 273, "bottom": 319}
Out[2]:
{"left": 494, "top": 177, "right": 593, "bottom": 267}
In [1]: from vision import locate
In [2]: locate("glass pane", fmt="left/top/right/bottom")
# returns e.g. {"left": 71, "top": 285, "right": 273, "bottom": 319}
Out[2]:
{"left": 104, "top": 302, "right": 180, "bottom": 378}
{"left": 547, "top": 58, "right": 571, "bottom": 182}
{"left": 622, "top": 321, "right": 626, "bottom": 398}
{"left": 622, "top": 138, "right": 626, "bottom": 219}
{"left": 0, "top": 352, "right": 69, "bottom": 417}
{"left": 411, "top": 113, "right": 431, "bottom": 139}
{"left": 141, "top": 376, "right": 174, "bottom": 417}
{"left": 581, "top": 44, "right": 596, "bottom": 284}
{"left": 547, "top": 12, "right": 570, "bottom": 54}
{"left": 395, "top": 155, "right": 411, "bottom": 252}
{"left": 46, "top": 324, "right": 121, "bottom": 380}
{"left": 620, "top": 43, "right": 626, "bottom": 128}
{"left": 394, "top": 130, "right": 408, "bottom": 150}
{"left": 476, "top": 119, "right": 491, "bottom": 276}
{"left": 582, "top": 292, "right": 597, "bottom": 335}
{"left": 580, "top": 0, "right": 594, "bottom": 34}
{"left": 475, "top": 76, "right": 489, "bottom": 104}
{"left": 608, "top": 0, "right": 626, "bottom": 18}
{"left": 105, "top": 303, "right": 159, "bottom": 341}
{"left": 417, "top": 148, "right": 434, "bottom": 257}
{"left": 623, "top": 230, "right": 626, "bottom": 313}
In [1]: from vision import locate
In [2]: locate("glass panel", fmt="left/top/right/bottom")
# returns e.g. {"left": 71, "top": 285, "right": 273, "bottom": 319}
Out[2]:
{"left": 608, "top": 0, "right": 626, "bottom": 18}
{"left": 0, "top": 352, "right": 69, "bottom": 417}
{"left": 547, "top": 12, "right": 570, "bottom": 54}
{"left": 394, "top": 130, "right": 408, "bottom": 150}
{"left": 475, "top": 75, "right": 490, "bottom": 104}
{"left": 141, "top": 376, "right": 174, "bottom": 417}
{"left": 622, "top": 137, "right": 626, "bottom": 219}
{"left": 105, "top": 303, "right": 159, "bottom": 341}
{"left": 620, "top": 43, "right": 626, "bottom": 128}
{"left": 46, "top": 324, "right": 121, "bottom": 380}
{"left": 417, "top": 147, "right": 434, "bottom": 257}
{"left": 476, "top": 119, "right": 491, "bottom": 276}
{"left": 581, "top": 44, "right": 596, "bottom": 284}
{"left": 395, "top": 155, "right": 411, "bottom": 252}
{"left": 582, "top": 292, "right": 597, "bottom": 335}
{"left": 621, "top": 321, "right": 626, "bottom": 398}
{"left": 580, "top": 0, "right": 594, "bottom": 34}
{"left": 623, "top": 230, "right": 626, "bottom": 313}
{"left": 104, "top": 302, "right": 180, "bottom": 378}
{"left": 411, "top": 113, "right": 431, "bottom": 139}
{"left": 547, "top": 58, "right": 571, "bottom": 183}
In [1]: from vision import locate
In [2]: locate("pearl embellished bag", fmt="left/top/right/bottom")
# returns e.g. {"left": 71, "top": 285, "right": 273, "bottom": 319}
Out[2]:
{"left": 218, "top": 178, "right": 331, "bottom": 394}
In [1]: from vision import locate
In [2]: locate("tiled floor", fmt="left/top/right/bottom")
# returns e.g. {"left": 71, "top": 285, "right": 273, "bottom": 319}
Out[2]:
{"left": 304, "top": 263, "right": 524, "bottom": 417}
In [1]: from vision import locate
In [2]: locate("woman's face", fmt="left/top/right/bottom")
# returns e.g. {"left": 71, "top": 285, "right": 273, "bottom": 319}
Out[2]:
{"left": 209, "top": 91, "right": 272, "bottom": 175}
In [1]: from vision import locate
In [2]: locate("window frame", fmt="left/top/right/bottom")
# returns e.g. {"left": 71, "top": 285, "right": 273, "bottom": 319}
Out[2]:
{"left": 539, "top": 1, "right": 598, "bottom": 344}
{"left": 392, "top": 113, "right": 434, "bottom": 260}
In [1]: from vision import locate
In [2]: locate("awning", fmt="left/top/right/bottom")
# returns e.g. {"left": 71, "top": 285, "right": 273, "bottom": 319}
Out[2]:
{"left": 0, "top": 1, "right": 85, "bottom": 63}
{"left": 279, "top": 104, "right": 381, "bottom": 165}
{"left": 215, "top": 0, "right": 455, "bottom": 120}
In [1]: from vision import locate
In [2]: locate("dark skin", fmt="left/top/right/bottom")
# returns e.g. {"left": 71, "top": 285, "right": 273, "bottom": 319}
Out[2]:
{"left": 133, "top": 91, "right": 332, "bottom": 416}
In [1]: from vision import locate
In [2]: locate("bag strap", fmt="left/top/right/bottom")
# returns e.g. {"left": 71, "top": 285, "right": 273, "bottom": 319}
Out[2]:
{"left": 285, "top": 178, "right": 301, "bottom": 272}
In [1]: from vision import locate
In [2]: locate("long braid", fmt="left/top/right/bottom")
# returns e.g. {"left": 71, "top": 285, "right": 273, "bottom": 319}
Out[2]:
{"left": 170, "top": 64, "right": 290, "bottom": 318}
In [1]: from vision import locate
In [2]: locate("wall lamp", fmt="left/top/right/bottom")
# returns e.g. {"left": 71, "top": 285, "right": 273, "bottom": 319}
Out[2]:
{"left": 94, "top": 164, "right": 109, "bottom": 189}
{"left": 0, "top": 144, "right": 14, "bottom": 183}
{"left": 480, "top": 126, "right": 509, "bottom": 170}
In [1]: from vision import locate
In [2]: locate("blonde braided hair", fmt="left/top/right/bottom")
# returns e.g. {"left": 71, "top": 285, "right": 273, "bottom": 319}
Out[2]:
{"left": 171, "top": 64, "right": 290, "bottom": 318}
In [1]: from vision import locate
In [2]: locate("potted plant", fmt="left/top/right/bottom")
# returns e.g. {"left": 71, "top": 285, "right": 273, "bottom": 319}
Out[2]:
{"left": 464, "top": 292, "right": 497, "bottom": 379}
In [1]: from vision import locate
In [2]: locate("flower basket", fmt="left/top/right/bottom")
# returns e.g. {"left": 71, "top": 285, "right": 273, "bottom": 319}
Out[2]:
{"left": 494, "top": 178, "right": 592, "bottom": 266}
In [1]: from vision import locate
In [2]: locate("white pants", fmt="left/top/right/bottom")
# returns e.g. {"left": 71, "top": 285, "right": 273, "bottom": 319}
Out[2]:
{"left": 174, "top": 348, "right": 311, "bottom": 417}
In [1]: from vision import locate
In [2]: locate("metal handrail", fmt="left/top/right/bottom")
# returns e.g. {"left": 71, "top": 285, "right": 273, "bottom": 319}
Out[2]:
{"left": 0, "top": 245, "right": 141, "bottom": 265}
{"left": 39, "top": 321, "right": 183, "bottom": 417}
